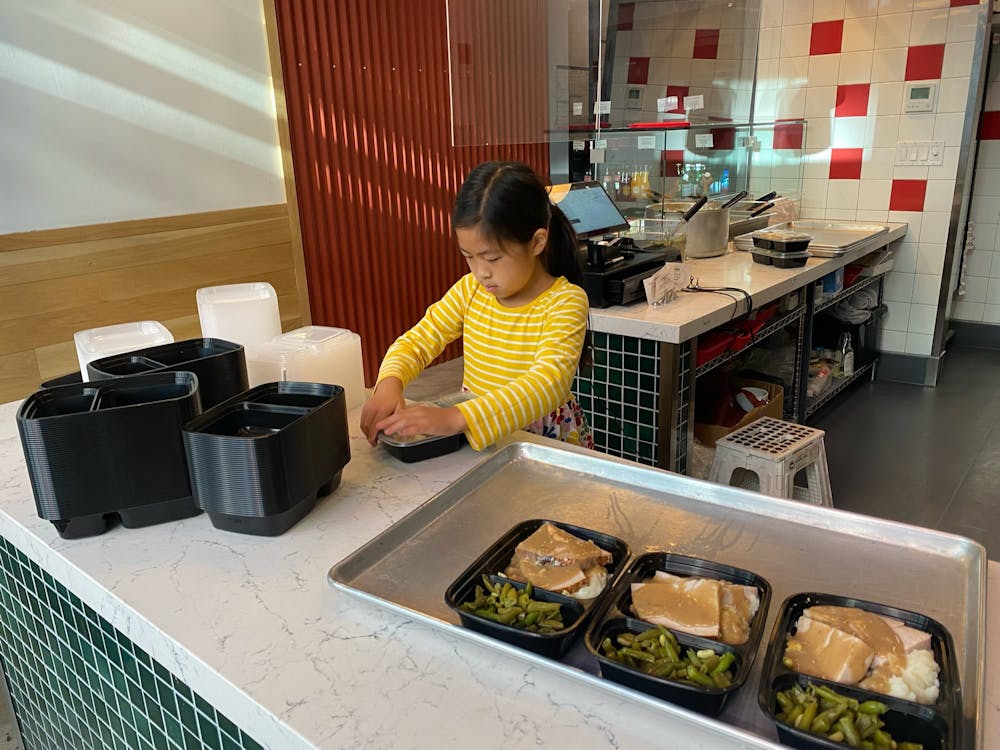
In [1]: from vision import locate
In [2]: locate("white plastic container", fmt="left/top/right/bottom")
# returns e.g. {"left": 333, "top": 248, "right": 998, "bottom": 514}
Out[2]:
{"left": 249, "top": 326, "right": 366, "bottom": 409}
{"left": 73, "top": 321, "right": 174, "bottom": 382}
{"left": 196, "top": 282, "right": 282, "bottom": 353}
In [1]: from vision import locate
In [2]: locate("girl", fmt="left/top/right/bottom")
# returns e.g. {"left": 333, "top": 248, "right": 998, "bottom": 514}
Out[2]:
{"left": 360, "top": 161, "right": 594, "bottom": 452}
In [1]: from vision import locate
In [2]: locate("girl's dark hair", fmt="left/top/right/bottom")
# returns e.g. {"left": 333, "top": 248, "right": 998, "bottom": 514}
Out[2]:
{"left": 452, "top": 161, "right": 591, "bottom": 368}
{"left": 452, "top": 161, "right": 584, "bottom": 287}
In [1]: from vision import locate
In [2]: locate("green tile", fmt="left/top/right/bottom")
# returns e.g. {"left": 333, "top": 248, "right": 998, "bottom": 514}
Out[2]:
{"left": 221, "top": 730, "right": 242, "bottom": 750}
{"left": 609, "top": 352, "right": 622, "bottom": 369}
{"left": 240, "top": 730, "right": 265, "bottom": 750}
{"left": 182, "top": 726, "right": 201, "bottom": 749}
{"left": 199, "top": 710, "right": 223, "bottom": 750}
{"left": 177, "top": 697, "right": 197, "bottom": 734}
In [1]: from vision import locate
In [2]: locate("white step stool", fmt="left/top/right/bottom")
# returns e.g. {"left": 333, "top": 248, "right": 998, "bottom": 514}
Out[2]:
{"left": 707, "top": 417, "right": 834, "bottom": 507}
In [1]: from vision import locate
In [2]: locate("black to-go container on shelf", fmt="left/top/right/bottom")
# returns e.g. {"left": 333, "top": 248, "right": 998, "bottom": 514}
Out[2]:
{"left": 758, "top": 592, "right": 961, "bottom": 750}
{"left": 443, "top": 519, "right": 630, "bottom": 659}
{"left": 182, "top": 381, "right": 350, "bottom": 537}
{"left": 584, "top": 552, "right": 772, "bottom": 716}
{"left": 88, "top": 338, "right": 248, "bottom": 409}
{"left": 17, "top": 372, "right": 203, "bottom": 539}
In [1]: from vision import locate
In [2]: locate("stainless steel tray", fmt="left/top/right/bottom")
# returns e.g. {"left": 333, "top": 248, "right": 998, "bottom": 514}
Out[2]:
{"left": 735, "top": 221, "right": 890, "bottom": 257}
{"left": 328, "top": 440, "right": 985, "bottom": 749}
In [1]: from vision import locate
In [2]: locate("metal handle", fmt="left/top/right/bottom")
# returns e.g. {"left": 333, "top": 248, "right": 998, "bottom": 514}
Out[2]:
{"left": 750, "top": 201, "right": 774, "bottom": 217}
{"left": 720, "top": 191, "right": 748, "bottom": 210}
{"left": 755, "top": 190, "right": 777, "bottom": 202}
{"left": 682, "top": 195, "right": 708, "bottom": 222}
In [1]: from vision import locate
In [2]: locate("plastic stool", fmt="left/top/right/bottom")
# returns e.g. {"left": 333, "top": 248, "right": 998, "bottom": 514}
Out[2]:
{"left": 707, "top": 417, "right": 834, "bottom": 507}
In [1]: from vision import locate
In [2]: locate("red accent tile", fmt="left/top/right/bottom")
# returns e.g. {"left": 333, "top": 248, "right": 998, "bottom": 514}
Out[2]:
{"left": 711, "top": 127, "right": 736, "bottom": 150}
{"left": 664, "top": 85, "right": 688, "bottom": 113}
{"left": 660, "top": 149, "right": 687, "bottom": 177}
{"left": 616, "top": 1, "right": 635, "bottom": 30}
{"left": 981, "top": 111, "right": 1000, "bottom": 140}
{"left": 693, "top": 29, "right": 720, "bottom": 59}
{"left": 905, "top": 44, "right": 946, "bottom": 81}
{"left": 810, "top": 20, "right": 844, "bottom": 56}
{"left": 835, "top": 84, "right": 870, "bottom": 117}
{"left": 627, "top": 57, "right": 650, "bottom": 85}
{"left": 773, "top": 122, "right": 805, "bottom": 150}
{"left": 889, "top": 180, "right": 927, "bottom": 212}
{"left": 829, "top": 148, "right": 864, "bottom": 180}
{"left": 950, "top": 0, "right": 979, "bottom": 6}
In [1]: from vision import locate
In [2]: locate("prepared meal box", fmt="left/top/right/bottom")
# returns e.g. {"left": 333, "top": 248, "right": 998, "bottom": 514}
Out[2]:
{"left": 758, "top": 592, "right": 961, "bottom": 750}
{"left": 694, "top": 376, "right": 784, "bottom": 446}
{"left": 443, "top": 519, "right": 629, "bottom": 658}
{"left": 584, "top": 552, "right": 771, "bottom": 716}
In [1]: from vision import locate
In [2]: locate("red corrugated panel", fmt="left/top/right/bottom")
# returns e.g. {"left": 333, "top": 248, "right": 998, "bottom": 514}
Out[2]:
{"left": 273, "top": 0, "right": 550, "bottom": 385}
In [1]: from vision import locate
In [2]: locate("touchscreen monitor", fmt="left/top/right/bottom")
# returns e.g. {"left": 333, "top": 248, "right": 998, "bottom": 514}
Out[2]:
{"left": 549, "top": 182, "right": 630, "bottom": 239}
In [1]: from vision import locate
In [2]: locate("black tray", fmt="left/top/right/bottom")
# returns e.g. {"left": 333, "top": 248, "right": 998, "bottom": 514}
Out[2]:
{"left": 88, "top": 338, "right": 248, "bottom": 409}
{"left": 182, "top": 381, "right": 350, "bottom": 536}
{"left": 584, "top": 552, "right": 771, "bottom": 716}
{"left": 17, "top": 372, "right": 203, "bottom": 538}
{"left": 443, "top": 519, "right": 630, "bottom": 658}
{"left": 758, "top": 592, "right": 961, "bottom": 750}
{"left": 379, "top": 432, "right": 466, "bottom": 463}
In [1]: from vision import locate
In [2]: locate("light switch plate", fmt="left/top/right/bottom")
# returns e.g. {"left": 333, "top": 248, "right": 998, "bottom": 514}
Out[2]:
{"left": 895, "top": 140, "right": 945, "bottom": 166}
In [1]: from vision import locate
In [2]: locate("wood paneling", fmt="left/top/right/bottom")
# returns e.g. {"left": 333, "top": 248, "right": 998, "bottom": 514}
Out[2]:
{"left": 0, "top": 204, "right": 307, "bottom": 403}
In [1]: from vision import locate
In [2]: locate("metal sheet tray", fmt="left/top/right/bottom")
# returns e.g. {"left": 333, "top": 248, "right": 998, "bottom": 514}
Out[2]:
{"left": 328, "top": 440, "right": 985, "bottom": 749}
{"left": 736, "top": 221, "right": 890, "bottom": 257}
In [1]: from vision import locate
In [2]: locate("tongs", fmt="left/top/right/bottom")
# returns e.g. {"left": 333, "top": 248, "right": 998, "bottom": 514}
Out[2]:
{"left": 663, "top": 195, "right": 708, "bottom": 245}
{"left": 719, "top": 191, "right": 748, "bottom": 210}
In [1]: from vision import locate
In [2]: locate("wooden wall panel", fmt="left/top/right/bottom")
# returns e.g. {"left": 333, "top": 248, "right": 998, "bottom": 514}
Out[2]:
{"left": 271, "top": 0, "right": 550, "bottom": 385}
{"left": 0, "top": 204, "right": 306, "bottom": 403}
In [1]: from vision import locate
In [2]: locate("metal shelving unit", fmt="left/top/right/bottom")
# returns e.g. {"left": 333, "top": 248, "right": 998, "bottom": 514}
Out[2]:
{"left": 804, "top": 361, "right": 876, "bottom": 417}
{"left": 694, "top": 304, "right": 806, "bottom": 379}
{"left": 815, "top": 273, "right": 883, "bottom": 314}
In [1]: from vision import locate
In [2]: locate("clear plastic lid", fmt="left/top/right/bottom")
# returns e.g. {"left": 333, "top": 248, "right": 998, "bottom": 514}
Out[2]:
{"left": 750, "top": 229, "right": 813, "bottom": 241}
{"left": 73, "top": 321, "right": 173, "bottom": 357}
{"left": 196, "top": 282, "right": 277, "bottom": 304}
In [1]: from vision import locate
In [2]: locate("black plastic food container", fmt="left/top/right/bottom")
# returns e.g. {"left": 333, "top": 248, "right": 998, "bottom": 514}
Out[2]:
{"left": 758, "top": 592, "right": 961, "bottom": 750}
{"left": 443, "top": 519, "right": 630, "bottom": 658}
{"left": 40, "top": 371, "right": 84, "bottom": 388}
{"left": 379, "top": 432, "right": 466, "bottom": 463}
{"left": 584, "top": 552, "right": 771, "bottom": 716}
{"left": 751, "top": 249, "right": 810, "bottom": 268}
{"left": 88, "top": 338, "right": 248, "bottom": 409}
{"left": 182, "top": 381, "right": 350, "bottom": 536}
{"left": 17, "top": 372, "right": 203, "bottom": 539}
{"left": 751, "top": 230, "right": 813, "bottom": 253}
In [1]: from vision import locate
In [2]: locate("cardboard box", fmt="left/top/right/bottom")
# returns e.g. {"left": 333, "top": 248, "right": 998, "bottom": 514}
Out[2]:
{"left": 694, "top": 377, "right": 784, "bottom": 446}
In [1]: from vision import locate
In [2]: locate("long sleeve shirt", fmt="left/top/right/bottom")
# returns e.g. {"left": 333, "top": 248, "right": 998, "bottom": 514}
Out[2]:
{"left": 375, "top": 273, "right": 589, "bottom": 450}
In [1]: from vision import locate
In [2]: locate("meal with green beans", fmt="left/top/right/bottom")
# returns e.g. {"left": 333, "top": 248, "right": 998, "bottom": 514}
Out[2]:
{"left": 459, "top": 575, "right": 566, "bottom": 632}
{"left": 775, "top": 682, "right": 924, "bottom": 749}
{"left": 599, "top": 626, "right": 736, "bottom": 688}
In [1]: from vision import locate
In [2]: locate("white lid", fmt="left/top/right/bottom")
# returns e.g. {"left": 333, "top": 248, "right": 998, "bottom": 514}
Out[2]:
{"left": 278, "top": 325, "right": 353, "bottom": 348}
{"left": 73, "top": 321, "right": 173, "bottom": 357}
{"left": 196, "top": 282, "right": 277, "bottom": 304}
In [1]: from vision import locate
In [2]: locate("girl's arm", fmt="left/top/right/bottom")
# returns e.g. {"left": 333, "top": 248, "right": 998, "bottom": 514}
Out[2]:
{"left": 455, "top": 287, "right": 589, "bottom": 451}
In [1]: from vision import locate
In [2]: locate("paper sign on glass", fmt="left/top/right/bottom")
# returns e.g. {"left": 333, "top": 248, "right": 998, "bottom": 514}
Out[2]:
{"left": 593, "top": 101, "right": 612, "bottom": 115}
{"left": 695, "top": 133, "right": 714, "bottom": 148}
{"left": 637, "top": 135, "right": 657, "bottom": 150}
{"left": 572, "top": 140, "right": 586, "bottom": 151}
{"left": 684, "top": 94, "right": 705, "bottom": 111}
{"left": 572, "top": 102, "right": 583, "bottom": 116}
{"left": 656, "top": 96, "right": 679, "bottom": 113}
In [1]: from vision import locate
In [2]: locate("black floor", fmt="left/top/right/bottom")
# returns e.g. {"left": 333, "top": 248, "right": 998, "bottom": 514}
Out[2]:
{"left": 812, "top": 346, "right": 1000, "bottom": 560}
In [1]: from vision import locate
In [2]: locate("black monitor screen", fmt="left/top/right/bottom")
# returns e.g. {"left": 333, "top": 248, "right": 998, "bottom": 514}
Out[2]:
{"left": 549, "top": 182, "right": 630, "bottom": 239}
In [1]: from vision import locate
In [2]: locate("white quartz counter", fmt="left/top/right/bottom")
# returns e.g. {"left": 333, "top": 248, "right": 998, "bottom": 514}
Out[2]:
{"left": 591, "top": 223, "right": 907, "bottom": 343}
{"left": 0, "top": 398, "right": 992, "bottom": 749}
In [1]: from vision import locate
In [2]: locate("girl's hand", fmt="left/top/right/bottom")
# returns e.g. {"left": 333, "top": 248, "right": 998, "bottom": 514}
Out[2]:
{"left": 360, "top": 378, "right": 405, "bottom": 446}
{"left": 374, "top": 405, "right": 467, "bottom": 440}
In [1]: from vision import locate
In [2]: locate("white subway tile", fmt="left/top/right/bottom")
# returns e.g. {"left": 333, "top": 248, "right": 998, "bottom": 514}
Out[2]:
{"left": 885, "top": 271, "right": 916, "bottom": 301}
{"left": 776, "top": 88, "right": 808, "bottom": 119}
{"left": 976, "top": 142, "right": 1000, "bottom": 170}
{"left": 842, "top": 19, "right": 877, "bottom": 52}
{"left": 888, "top": 211, "right": 923, "bottom": 237}
{"left": 802, "top": 148, "right": 833, "bottom": 179}
{"left": 893, "top": 241, "right": 919, "bottom": 273}
{"left": 904, "top": 332, "right": 933, "bottom": 355}
{"left": 985, "top": 79, "right": 1000, "bottom": 111}
{"left": 838, "top": 51, "right": 874, "bottom": 84}
{"left": 718, "top": 30, "right": 744, "bottom": 61}
{"left": 762, "top": 0, "right": 783, "bottom": 28}
{"left": 815, "top": 0, "right": 847, "bottom": 22}
{"left": 875, "top": 14, "right": 913, "bottom": 49}
{"left": 648, "top": 57, "right": 671, "bottom": 84}
{"left": 804, "top": 86, "right": 837, "bottom": 118}
{"left": 907, "top": 304, "right": 937, "bottom": 334}
{"left": 805, "top": 116, "right": 833, "bottom": 148}
{"left": 756, "top": 60, "right": 780, "bottom": 90}
{"left": 846, "top": 0, "right": 879, "bottom": 18}
{"left": 801, "top": 178, "right": 831, "bottom": 208}
{"left": 670, "top": 29, "right": 696, "bottom": 58}
{"left": 877, "top": 0, "right": 914, "bottom": 14}
{"left": 800, "top": 206, "right": 828, "bottom": 219}
{"left": 936, "top": 77, "right": 970, "bottom": 114}
{"left": 982, "top": 304, "right": 1000, "bottom": 324}
{"left": 908, "top": 9, "right": 948, "bottom": 46}
{"left": 878, "top": 329, "right": 908, "bottom": 352}
{"left": 858, "top": 209, "right": 891, "bottom": 222}
{"left": 942, "top": 41, "right": 975, "bottom": 79}
{"left": 911, "top": 273, "right": 942, "bottom": 304}
{"left": 630, "top": 30, "right": 654, "bottom": 57}
{"left": 884, "top": 300, "right": 912, "bottom": 330}
{"left": 892, "top": 164, "right": 930, "bottom": 180}
{"left": 988, "top": 277, "right": 1000, "bottom": 304}
{"left": 689, "top": 60, "right": 715, "bottom": 86}
{"left": 951, "top": 300, "right": 985, "bottom": 322}
{"left": 778, "top": 56, "right": 810, "bottom": 87}
{"left": 947, "top": 6, "right": 981, "bottom": 45}
{"left": 828, "top": 180, "right": 862, "bottom": 209}
{"left": 916, "top": 242, "right": 946, "bottom": 275}
{"left": 974, "top": 226, "right": 998, "bottom": 255}
{"left": 870, "top": 82, "right": 904, "bottom": 115}
{"left": 832, "top": 116, "right": 868, "bottom": 146}
{"left": 919, "top": 212, "right": 950, "bottom": 244}
{"left": 859, "top": 179, "right": 892, "bottom": 209}
{"left": 784, "top": 0, "right": 815, "bottom": 25}
{"left": 928, "top": 146, "right": 960, "bottom": 179}
{"left": 897, "top": 113, "right": 937, "bottom": 142}
{"left": 871, "top": 47, "right": 907, "bottom": 83}
{"left": 808, "top": 54, "right": 842, "bottom": 87}
{"left": 964, "top": 275, "right": 989, "bottom": 302}
{"left": 924, "top": 180, "right": 956, "bottom": 213}
{"left": 696, "top": 4, "right": 723, "bottom": 27}
{"left": 991, "top": 251, "right": 1000, "bottom": 278}
{"left": 781, "top": 25, "right": 812, "bottom": 58}
{"left": 668, "top": 59, "right": 692, "bottom": 85}
{"left": 971, "top": 194, "right": 1000, "bottom": 223}
{"left": 826, "top": 208, "right": 860, "bottom": 220}
{"left": 913, "top": 0, "right": 948, "bottom": 9}
{"left": 932, "top": 112, "right": 966, "bottom": 148}
{"left": 865, "top": 117, "right": 901, "bottom": 149}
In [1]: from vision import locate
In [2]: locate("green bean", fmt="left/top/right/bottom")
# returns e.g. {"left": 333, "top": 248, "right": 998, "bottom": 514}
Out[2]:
{"left": 857, "top": 700, "right": 888, "bottom": 715}
{"left": 837, "top": 716, "right": 861, "bottom": 747}
{"left": 459, "top": 576, "right": 565, "bottom": 632}
{"left": 712, "top": 651, "right": 735, "bottom": 675}
{"left": 600, "top": 626, "right": 736, "bottom": 689}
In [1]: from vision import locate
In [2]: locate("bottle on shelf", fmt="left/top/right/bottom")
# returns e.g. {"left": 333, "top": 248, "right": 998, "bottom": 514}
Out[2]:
{"left": 839, "top": 332, "right": 855, "bottom": 378}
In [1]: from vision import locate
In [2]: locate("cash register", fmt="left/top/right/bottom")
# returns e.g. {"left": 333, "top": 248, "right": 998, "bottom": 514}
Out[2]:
{"left": 550, "top": 181, "right": 680, "bottom": 308}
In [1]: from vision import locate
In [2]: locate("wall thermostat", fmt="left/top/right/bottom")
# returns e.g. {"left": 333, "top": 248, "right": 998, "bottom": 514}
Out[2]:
{"left": 625, "top": 86, "right": 643, "bottom": 110}
{"left": 904, "top": 82, "right": 938, "bottom": 113}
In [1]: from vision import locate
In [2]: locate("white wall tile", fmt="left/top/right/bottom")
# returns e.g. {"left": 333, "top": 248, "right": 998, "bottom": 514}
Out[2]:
{"left": 629, "top": 31, "right": 653, "bottom": 57}
{"left": 862, "top": 147, "right": 897, "bottom": 180}
{"left": 913, "top": 0, "right": 948, "bottom": 9}
{"left": 878, "top": 328, "right": 908, "bottom": 352}
{"left": 859, "top": 179, "right": 892, "bottom": 209}
{"left": 965, "top": 247, "right": 994, "bottom": 276}
{"left": 984, "top": 304, "right": 1000, "bottom": 324}
{"left": 884, "top": 300, "right": 912, "bottom": 331}
{"left": 776, "top": 88, "right": 807, "bottom": 118}
{"left": 762, "top": 0, "right": 783, "bottom": 28}
{"left": 865, "top": 117, "right": 901, "bottom": 149}
{"left": 781, "top": 25, "right": 812, "bottom": 57}
{"left": 971, "top": 194, "right": 1000, "bottom": 223}
{"left": 888, "top": 211, "right": 922, "bottom": 238}
{"left": 870, "top": 82, "right": 904, "bottom": 116}
{"left": 778, "top": 56, "right": 810, "bottom": 87}
{"left": 857, "top": 209, "right": 891, "bottom": 222}
{"left": 991, "top": 251, "right": 1000, "bottom": 279}
{"left": 919, "top": 212, "right": 950, "bottom": 244}
{"left": 808, "top": 54, "right": 842, "bottom": 86}
{"left": 801, "top": 178, "right": 831, "bottom": 208}
{"left": 804, "top": 86, "right": 837, "bottom": 118}
{"left": 897, "top": 113, "right": 936, "bottom": 141}
{"left": 838, "top": 51, "right": 874, "bottom": 84}
{"left": 931, "top": 112, "right": 966, "bottom": 149}
{"left": 802, "top": 149, "right": 833, "bottom": 179}
{"left": 826, "top": 208, "right": 860, "bottom": 219}
{"left": 696, "top": 4, "right": 724, "bottom": 27}
{"left": 976, "top": 142, "right": 1000, "bottom": 169}
{"left": 784, "top": 0, "right": 815, "bottom": 26}
{"left": 827, "top": 180, "right": 861, "bottom": 209}
{"left": 670, "top": 30, "right": 696, "bottom": 57}
{"left": 946, "top": 6, "right": 981, "bottom": 45}
{"left": 907, "top": 303, "right": 937, "bottom": 334}
{"left": 875, "top": 14, "right": 912, "bottom": 49}
{"left": 907, "top": 9, "right": 948, "bottom": 45}
{"left": 877, "top": 0, "right": 915, "bottom": 14}
{"left": 892, "top": 240, "right": 918, "bottom": 273}
{"left": 800, "top": 205, "right": 828, "bottom": 219}
{"left": 904, "top": 332, "right": 933, "bottom": 355}
{"left": 832, "top": 116, "right": 868, "bottom": 146}
{"left": 893, "top": 164, "right": 929, "bottom": 180}
{"left": 911, "top": 273, "right": 941, "bottom": 304}
{"left": 952, "top": 300, "right": 985, "bottom": 322}
{"left": 805, "top": 116, "right": 833, "bottom": 148}
{"left": 846, "top": 0, "right": 879, "bottom": 18}
{"left": 916, "top": 242, "right": 946, "bottom": 275}
{"left": 963, "top": 275, "right": 989, "bottom": 303}
{"left": 885, "top": 270, "right": 916, "bottom": 301}
{"left": 815, "top": 0, "right": 847, "bottom": 22}
{"left": 924, "top": 179, "right": 956, "bottom": 214}
{"left": 937, "top": 77, "right": 970, "bottom": 114}
{"left": 871, "top": 48, "right": 907, "bottom": 83}
{"left": 985, "top": 78, "right": 1000, "bottom": 111}
{"left": 973, "top": 170, "right": 1000, "bottom": 198}
{"left": 928, "top": 146, "right": 960, "bottom": 179}
{"left": 987, "top": 277, "right": 1000, "bottom": 304}
{"left": 842, "top": 19, "right": 877, "bottom": 52}
{"left": 942, "top": 41, "right": 975, "bottom": 79}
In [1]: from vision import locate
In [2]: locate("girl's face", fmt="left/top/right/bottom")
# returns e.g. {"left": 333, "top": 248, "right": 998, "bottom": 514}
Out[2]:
{"left": 456, "top": 225, "right": 551, "bottom": 307}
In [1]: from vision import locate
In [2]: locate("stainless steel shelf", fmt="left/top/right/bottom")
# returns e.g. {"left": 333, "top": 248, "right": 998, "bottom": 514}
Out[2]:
{"left": 805, "top": 361, "right": 875, "bottom": 417}
{"left": 695, "top": 305, "right": 806, "bottom": 379}
{"left": 814, "top": 273, "right": 884, "bottom": 314}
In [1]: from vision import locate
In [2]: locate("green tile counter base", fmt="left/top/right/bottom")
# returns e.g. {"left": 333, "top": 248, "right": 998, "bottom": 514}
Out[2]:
{"left": 0, "top": 537, "right": 263, "bottom": 750}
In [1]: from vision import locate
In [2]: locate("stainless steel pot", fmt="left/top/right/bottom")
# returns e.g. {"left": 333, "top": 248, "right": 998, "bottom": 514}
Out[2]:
{"left": 684, "top": 203, "right": 729, "bottom": 258}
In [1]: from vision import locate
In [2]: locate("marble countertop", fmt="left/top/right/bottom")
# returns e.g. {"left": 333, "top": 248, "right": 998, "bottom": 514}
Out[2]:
{"left": 590, "top": 223, "right": 907, "bottom": 343}
{"left": 0, "top": 397, "right": 992, "bottom": 749}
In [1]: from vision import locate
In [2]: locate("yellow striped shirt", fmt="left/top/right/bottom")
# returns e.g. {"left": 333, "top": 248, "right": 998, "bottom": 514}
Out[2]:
{"left": 376, "top": 274, "right": 589, "bottom": 450}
